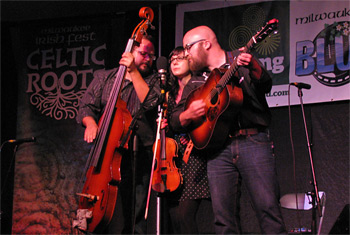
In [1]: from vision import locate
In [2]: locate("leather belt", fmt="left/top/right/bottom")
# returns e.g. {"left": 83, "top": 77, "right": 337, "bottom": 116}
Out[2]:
{"left": 230, "top": 128, "right": 259, "bottom": 138}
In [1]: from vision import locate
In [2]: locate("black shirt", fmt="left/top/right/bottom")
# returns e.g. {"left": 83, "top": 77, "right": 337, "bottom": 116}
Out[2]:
{"left": 169, "top": 50, "right": 272, "bottom": 147}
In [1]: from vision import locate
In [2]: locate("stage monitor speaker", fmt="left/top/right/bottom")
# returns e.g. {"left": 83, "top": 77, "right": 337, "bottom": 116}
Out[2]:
{"left": 329, "top": 204, "right": 349, "bottom": 234}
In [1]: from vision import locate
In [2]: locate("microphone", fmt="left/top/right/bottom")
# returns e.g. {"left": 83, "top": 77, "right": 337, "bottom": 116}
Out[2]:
{"left": 8, "top": 137, "right": 36, "bottom": 144}
{"left": 290, "top": 82, "right": 311, "bottom": 89}
{"left": 156, "top": 56, "right": 168, "bottom": 89}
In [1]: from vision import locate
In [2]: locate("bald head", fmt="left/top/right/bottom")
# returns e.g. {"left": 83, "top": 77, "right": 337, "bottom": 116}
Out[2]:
{"left": 183, "top": 25, "right": 219, "bottom": 47}
{"left": 183, "top": 25, "right": 225, "bottom": 72}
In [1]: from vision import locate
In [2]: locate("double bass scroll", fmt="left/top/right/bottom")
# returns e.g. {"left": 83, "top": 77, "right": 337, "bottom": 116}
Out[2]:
{"left": 75, "top": 7, "right": 155, "bottom": 233}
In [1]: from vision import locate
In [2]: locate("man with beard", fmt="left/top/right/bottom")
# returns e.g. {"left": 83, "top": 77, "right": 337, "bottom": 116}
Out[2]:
{"left": 169, "top": 26, "right": 286, "bottom": 234}
{"left": 77, "top": 35, "right": 160, "bottom": 234}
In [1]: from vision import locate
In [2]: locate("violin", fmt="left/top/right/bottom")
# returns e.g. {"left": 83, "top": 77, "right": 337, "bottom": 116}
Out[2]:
{"left": 151, "top": 56, "right": 182, "bottom": 193}
{"left": 76, "top": 7, "right": 154, "bottom": 233}
{"left": 151, "top": 110, "right": 182, "bottom": 193}
{"left": 144, "top": 91, "right": 182, "bottom": 219}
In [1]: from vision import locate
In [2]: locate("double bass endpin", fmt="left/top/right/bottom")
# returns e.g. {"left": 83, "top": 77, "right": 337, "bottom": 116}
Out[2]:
{"left": 76, "top": 193, "right": 99, "bottom": 202}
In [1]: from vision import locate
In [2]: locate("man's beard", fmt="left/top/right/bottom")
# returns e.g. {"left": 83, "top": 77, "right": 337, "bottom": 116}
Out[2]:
{"left": 189, "top": 49, "right": 206, "bottom": 73}
{"left": 138, "top": 63, "right": 152, "bottom": 76}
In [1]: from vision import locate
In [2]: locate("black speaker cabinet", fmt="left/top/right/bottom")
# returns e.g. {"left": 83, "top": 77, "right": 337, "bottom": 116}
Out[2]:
{"left": 329, "top": 204, "right": 349, "bottom": 234}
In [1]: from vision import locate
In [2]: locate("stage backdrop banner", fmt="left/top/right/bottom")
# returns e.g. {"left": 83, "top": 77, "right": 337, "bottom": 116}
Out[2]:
{"left": 11, "top": 15, "right": 125, "bottom": 234}
{"left": 176, "top": 0, "right": 349, "bottom": 107}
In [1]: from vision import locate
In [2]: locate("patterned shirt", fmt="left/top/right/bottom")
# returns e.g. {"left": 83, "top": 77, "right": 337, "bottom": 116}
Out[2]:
{"left": 77, "top": 67, "right": 160, "bottom": 146}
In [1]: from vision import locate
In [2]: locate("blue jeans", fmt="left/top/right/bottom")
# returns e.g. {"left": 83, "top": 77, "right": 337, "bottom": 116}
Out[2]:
{"left": 207, "top": 132, "right": 286, "bottom": 234}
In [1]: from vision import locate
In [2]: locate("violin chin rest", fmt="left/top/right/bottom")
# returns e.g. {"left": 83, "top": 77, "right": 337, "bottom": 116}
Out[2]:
{"left": 152, "top": 183, "right": 166, "bottom": 193}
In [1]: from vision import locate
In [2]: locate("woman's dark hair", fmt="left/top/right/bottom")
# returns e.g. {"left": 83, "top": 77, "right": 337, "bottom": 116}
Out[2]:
{"left": 167, "top": 46, "right": 191, "bottom": 121}
{"left": 167, "top": 46, "right": 186, "bottom": 98}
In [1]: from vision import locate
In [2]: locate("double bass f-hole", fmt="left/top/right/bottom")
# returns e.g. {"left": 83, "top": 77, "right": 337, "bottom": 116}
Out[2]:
{"left": 76, "top": 7, "right": 155, "bottom": 233}
{"left": 99, "top": 190, "right": 105, "bottom": 210}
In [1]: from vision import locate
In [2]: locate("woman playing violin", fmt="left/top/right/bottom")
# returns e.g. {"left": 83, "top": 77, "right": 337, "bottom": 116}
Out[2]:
{"left": 165, "top": 47, "right": 211, "bottom": 234}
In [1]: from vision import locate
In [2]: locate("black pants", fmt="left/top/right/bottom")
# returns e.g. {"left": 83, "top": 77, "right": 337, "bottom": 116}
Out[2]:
{"left": 168, "top": 199, "right": 206, "bottom": 234}
{"left": 105, "top": 144, "right": 153, "bottom": 234}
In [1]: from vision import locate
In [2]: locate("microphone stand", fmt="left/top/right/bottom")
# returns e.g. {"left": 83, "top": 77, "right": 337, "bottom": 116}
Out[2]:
{"left": 1, "top": 142, "right": 18, "bottom": 203}
{"left": 0, "top": 143, "right": 18, "bottom": 234}
{"left": 119, "top": 75, "right": 159, "bottom": 234}
{"left": 144, "top": 89, "right": 166, "bottom": 235}
{"left": 297, "top": 88, "right": 322, "bottom": 234}
{"left": 131, "top": 134, "right": 138, "bottom": 234}
{"left": 1, "top": 140, "right": 35, "bottom": 234}
{"left": 154, "top": 68, "right": 170, "bottom": 235}
{"left": 156, "top": 92, "right": 166, "bottom": 235}
{"left": 144, "top": 70, "right": 169, "bottom": 235}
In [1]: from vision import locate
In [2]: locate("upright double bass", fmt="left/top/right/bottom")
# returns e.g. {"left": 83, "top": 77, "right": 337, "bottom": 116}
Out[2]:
{"left": 76, "top": 7, "right": 154, "bottom": 233}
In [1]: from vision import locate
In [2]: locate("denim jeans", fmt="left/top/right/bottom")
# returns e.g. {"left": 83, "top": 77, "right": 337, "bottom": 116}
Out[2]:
{"left": 207, "top": 132, "right": 286, "bottom": 234}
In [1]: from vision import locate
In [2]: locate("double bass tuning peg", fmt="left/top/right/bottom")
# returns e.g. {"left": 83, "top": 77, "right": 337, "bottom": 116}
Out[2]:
{"left": 147, "top": 21, "right": 155, "bottom": 30}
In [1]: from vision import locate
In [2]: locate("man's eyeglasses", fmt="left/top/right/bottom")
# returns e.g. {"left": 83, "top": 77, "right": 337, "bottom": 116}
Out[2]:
{"left": 184, "top": 39, "right": 206, "bottom": 52}
{"left": 137, "top": 51, "right": 156, "bottom": 61}
{"left": 170, "top": 56, "right": 187, "bottom": 64}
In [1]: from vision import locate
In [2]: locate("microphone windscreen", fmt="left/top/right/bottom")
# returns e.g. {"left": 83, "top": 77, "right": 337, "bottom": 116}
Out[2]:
{"left": 156, "top": 56, "right": 168, "bottom": 71}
